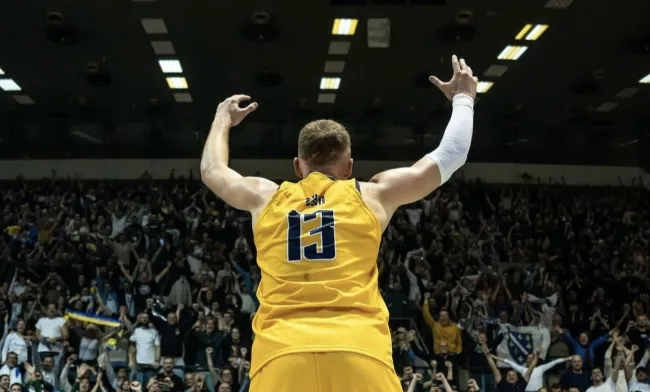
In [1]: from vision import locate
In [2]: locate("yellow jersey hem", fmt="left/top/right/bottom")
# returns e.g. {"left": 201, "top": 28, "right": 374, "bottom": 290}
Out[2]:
{"left": 250, "top": 346, "right": 394, "bottom": 378}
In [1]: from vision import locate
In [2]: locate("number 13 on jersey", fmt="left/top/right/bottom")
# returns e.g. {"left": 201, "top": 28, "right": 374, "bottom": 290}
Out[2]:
{"left": 287, "top": 210, "right": 337, "bottom": 262}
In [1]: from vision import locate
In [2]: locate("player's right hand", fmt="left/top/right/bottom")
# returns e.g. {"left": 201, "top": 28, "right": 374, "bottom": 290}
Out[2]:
{"left": 214, "top": 95, "right": 258, "bottom": 127}
{"left": 429, "top": 55, "right": 478, "bottom": 101}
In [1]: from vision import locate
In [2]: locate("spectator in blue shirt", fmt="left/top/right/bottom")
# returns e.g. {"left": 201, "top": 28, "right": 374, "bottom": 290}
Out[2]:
{"left": 554, "top": 325, "right": 613, "bottom": 368}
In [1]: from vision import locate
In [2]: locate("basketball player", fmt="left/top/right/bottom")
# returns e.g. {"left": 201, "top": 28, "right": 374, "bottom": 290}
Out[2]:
{"left": 200, "top": 55, "right": 477, "bottom": 392}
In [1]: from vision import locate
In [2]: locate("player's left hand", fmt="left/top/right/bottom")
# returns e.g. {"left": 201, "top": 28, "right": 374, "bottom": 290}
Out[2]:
{"left": 429, "top": 55, "right": 478, "bottom": 101}
{"left": 214, "top": 95, "right": 258, "bottom": 127}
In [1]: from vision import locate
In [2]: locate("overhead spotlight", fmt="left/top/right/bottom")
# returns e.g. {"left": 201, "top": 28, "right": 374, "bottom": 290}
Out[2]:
{"left": 45, "top": 11, "right": 78, "bottom": 45}
{"left": 85, "top": 62, "right": 112, "bottom": 87}
{"left": 244, "top": 11, "right": 279, "bottom": 43}
{"left": 454, "top": 10, "right": 474, "bottom": 25}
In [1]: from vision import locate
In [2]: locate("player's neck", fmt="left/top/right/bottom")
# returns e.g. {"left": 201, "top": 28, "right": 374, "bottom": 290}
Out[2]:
{"left": 304, "top": 168, "right": 339, "bottom": 180}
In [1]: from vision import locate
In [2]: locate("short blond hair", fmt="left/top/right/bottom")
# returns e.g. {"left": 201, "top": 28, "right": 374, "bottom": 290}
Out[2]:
{"left": 298, "top": 119, "right": 351, "bottom": 166}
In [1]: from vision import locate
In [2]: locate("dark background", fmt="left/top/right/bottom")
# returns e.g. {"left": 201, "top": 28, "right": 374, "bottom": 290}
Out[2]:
{"left": 0, "top": 0, "right": 649, "bottom": 170}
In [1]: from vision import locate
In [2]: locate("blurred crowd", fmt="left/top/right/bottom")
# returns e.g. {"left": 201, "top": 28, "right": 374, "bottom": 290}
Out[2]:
{"left": 0, "top": 172, "right": 648, "bottom": 392}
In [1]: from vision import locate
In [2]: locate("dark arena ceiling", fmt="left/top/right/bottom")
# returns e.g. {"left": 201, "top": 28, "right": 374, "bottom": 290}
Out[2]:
{"left": 0, "top": 0, "right": 649, "bottom": 167}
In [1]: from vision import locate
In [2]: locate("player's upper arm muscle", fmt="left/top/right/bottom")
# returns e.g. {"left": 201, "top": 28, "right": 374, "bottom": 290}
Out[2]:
{"left": 369, "top": 157, "right": 442, "bottom": 211}
{"left": 201, "top": 168, "right": 277, "bottom": 212}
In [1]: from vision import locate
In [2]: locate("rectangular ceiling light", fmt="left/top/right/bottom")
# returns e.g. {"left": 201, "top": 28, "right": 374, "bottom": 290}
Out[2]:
{"left": 615, "top": 87, "right": 640, "bottom": 98}
{"left": 173, "top": 93, "right": 193, "bottom": 103}
{"left": 141, "top": 18, "right": 168, "bottom": 34}
{"left": 0, "top": 68, "right": 4, "bottom": 75}
{"left": 497, "top": 46, "right": 528, "bottom": 60}
{"left": 320, "top": 77, "right": 341, "bottom": 90}
{"left": 332, "top": 18, "right": 359, "bottom": 36}
{"left": 328, "top": 41, "right": 351, "bottom": 55}
{"left": 639, "top": 73, "right": 650, "bottom": 84}
{"left": 151, "top": 41, "right": 176, "bottom": 55}
{"left": 324, "top": 60, "right": 346, "bottom": 73}
{"left": 13, "top": 95, "right": 34, "bottom": 105}
{"left": 0, "top": 79, "right": 22, "bottom": 91}
{"left": 159, "top": 59, "right": 183, "bottom": 74}
{"left": 524, "top": 24, "right": 549, "bottom": 41}
{"left": 166, "top": 76, "right": 188, "bottom": 89}
{"left": 477, "top": 81, "right": 494, "bottom": 94}
{"left": 515, "top": 24, "right": 533, "bottom": 40}
{"left": 484, "top": 65, "right": 508, "bottom": 77}
{"left": 367, "top": 18, "right": 391, "bottom": 48}
{"left": 595, "top": 102, "right": 618, "bottom": 112}
{"left": 545, "top": 0, "right": 575, "bottom": 8}
{"left": 318, "top": 93, "right": 337, "bottom": 104}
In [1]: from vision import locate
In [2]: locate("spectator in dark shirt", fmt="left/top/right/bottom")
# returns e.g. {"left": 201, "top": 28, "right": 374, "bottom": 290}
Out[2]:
{"left": 192, "top": 318, "right": 224, "bottom": 392}
{"left": 483, "top": 345, "right": 527, "bottom": 392}
{"left": 157, "top": 358, "right": 184, "bottom": 392}
{"left": 560, "top": 355, "right": 593, "bottom": 392}
{"left": 148, "top": 304, "right": 195, "bottom": 377}
{"left": 627, "top": 315, "right": 650, "bottom": 363}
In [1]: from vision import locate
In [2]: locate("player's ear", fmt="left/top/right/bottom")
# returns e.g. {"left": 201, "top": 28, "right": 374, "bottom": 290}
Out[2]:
{"left": 293, "top": 158, "right": 303, "bottom": 179}
{"left": 343, "top": 158, "right": 353, "bottom": 179}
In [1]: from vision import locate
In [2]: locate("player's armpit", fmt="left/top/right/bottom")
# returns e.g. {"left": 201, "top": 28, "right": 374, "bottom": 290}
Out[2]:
{"left": 369, "top": 157, "right": 442, "bottom": 213}
{"left": 201, "top": 167, "right": 278, "bottom": 212}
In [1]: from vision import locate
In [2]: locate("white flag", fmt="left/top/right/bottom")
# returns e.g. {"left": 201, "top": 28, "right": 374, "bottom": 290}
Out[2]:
{"left": 496, "top": 324, "right": 551, "bottom": 367}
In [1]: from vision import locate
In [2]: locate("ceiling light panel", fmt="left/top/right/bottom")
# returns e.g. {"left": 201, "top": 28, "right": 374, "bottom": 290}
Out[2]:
{"left": 477, "top": 82, "right": 494, "bottom": 94}
{"left": 13, "top": 95, "right": 34, "bottom": 104}
{"left": 151, "top": 41, "right": 176, "bottom": 55}
{"left": 318, "top": 93, "right": 337, "bottom": 104}
{"left": 0, "top": 79, "right": 22, "bottom": 91}
{"left": 166, "top": 77, "right": 188, "bottom": 90}
{"left": 639, "top": 74, "right": 650, "bottom": 84}
{"left": 515, "top": 24, "right": 533, "bottom": 40}
{"left": 615, "top": 87, "right": 640, "bottom": 98}
{"left": 367, "top": 18, "right": 391, "bottom": 48}
{"left": 0, "top": 68, "right": 4, "bottom": 75}
{"left": 595, "top": 102, "right": 618, "bottom": 112}
{"left": 141, "top": 18, "right": 168, "bottom": 34}
{"left": 320, "top": 77, "right": 341, "bottom": 90}
{"left": 332, "top": 18, "right": 359, "bottom": 36}
{"left": 328, "top": 41, "right": 352, "bottom": 55}
{"left": 159, "top": 59, "right": 183, "bottom": 74}
{"left": 515, "top": 24, "right": 549, "bottom": 41}
{"left": 173, "top": 93, "right": 193, "bottom": 103}
{"left": 484, "top": 65, "right": 508, "bottom": 77}
{"left": 324, "top": 61, "right": 346, "bottom": 73}
{"left": 497, "top": 46, "right": 528, "bottom": 60}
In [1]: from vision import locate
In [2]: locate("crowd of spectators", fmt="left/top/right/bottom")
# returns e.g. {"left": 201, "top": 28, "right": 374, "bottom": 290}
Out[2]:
{"left": 0, "top": 172, "right": 648, "bottom": 392}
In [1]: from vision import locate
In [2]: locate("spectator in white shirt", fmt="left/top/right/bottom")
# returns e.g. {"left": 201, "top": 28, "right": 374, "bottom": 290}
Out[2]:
{"left": 624, "top": 346, "right": 650, "bottom": 392}
{"left": 587, "top": 356, "right": 623, "bottom": 392}
{"left": 0, "top": 352, "right": 18, "bottom": 378}
{"left": 129, "top": 313, "right": 161, "bottom": 389}
{"left": 35, "top": 304, "right": 68, "bottom": 358}
{"left": 1, "top": 319, "right": 30, "bottom": 364}
{"left": 498, "top": 351, "right": 573, "bottom": 392}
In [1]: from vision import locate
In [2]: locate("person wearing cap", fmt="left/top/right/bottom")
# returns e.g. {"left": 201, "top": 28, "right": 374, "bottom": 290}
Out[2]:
{"left": 624, "top": 345, "right": 650, "bottom": 392}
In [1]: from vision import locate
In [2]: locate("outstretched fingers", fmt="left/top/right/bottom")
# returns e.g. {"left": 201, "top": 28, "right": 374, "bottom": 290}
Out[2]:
{"left": 240, "top": 102, "right": 259, "bottom": 114}
{"left": 451, "top": 55, "right": 461, "bottom": 74}
{"left": 230, "top": 94, "right": 251, "bottom": 103}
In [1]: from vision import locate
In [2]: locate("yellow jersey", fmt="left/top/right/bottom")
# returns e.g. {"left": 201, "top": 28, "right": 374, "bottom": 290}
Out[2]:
{"left": 250, "top": 172, "right": 392, "bottom": 376}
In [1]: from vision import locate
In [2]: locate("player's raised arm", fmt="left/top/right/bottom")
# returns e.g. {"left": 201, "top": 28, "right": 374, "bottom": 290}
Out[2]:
{"left": 368, "top": 55, "right": 477, "bottom": 214}
{"left": 200, "top": 95, "right": 278, "bottom": 213}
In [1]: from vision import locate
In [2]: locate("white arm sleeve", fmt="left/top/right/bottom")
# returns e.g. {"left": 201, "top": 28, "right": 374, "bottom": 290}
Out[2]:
{"left": 503, "top": 358, "right": 528, "bottom": 376}
{"left": 426, "top": 94, "right": 474, "bottom": 185}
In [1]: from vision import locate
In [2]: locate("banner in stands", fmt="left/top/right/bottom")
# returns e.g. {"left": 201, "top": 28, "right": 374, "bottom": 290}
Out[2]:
{"left": 0, "top": 159, "right": 648, "bottom": 185}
